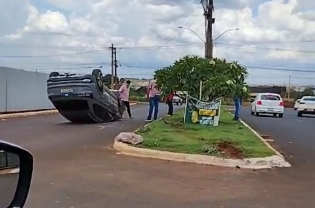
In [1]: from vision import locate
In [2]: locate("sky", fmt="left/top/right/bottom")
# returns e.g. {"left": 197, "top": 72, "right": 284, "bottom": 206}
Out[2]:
{"left": 0, "top": 0, "right": 314, "bottom": 86}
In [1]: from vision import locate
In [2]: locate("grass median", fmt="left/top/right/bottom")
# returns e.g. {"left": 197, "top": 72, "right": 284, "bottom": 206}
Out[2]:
{"left": 136, "top": 109, "right": 274, "bottom": 159}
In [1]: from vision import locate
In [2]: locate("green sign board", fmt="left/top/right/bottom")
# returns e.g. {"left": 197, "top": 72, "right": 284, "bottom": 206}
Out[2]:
{"left": 184, "top": 95, "right": 221, "bottom": 126}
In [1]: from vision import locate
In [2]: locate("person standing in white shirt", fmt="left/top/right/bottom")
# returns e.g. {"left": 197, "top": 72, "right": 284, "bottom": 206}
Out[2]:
{"left": 119, "top": 80, "right": 133, "bottom": 118}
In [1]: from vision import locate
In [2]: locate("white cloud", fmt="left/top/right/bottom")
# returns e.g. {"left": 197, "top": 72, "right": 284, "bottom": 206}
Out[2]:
{"left": 0, "top": 0, "right": 314, "bottom": 85}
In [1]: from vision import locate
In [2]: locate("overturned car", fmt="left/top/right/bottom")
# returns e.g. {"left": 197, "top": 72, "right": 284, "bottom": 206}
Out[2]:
{"left": 47, "top": 69, "right": 124, "bottom": 123}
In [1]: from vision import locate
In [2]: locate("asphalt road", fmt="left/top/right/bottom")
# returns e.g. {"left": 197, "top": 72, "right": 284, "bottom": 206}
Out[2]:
{"left": 240, "top": 106, "right": 315, "bottom": 167}
{"left": 0, "top": 173, "right": 19, "bottom": 208}
{"left": 0, "top": 104, "right": 313, "bottom": 208}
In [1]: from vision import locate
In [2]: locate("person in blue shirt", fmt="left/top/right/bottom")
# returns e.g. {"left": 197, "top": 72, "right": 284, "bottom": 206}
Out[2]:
{"left": 233, "top": 96, "right": 242, "bottom": 120}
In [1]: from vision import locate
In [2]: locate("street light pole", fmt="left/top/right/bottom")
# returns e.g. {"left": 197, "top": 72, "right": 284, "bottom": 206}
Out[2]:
{"left": 178, "top": 26, "right": 239, "bottom": 57}
{"left": 213, "top": 28, "right": 239, "bottom": 42}
{"left": 178, "top": 26, "right": 205, "bottom": 43}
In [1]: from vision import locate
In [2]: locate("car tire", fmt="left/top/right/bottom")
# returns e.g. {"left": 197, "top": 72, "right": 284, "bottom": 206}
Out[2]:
{"left": 297, "top": 112, "right": 302, "bottom": 117}
{"left": 49, "top": 71, "right": 60, "bottom": 77}
{"left": 251, "top": 111, "right": 254, "bottom": 115}
{"left": 92, "top": 69, "right": 103, "bottom": 92}
{"left": 294, "top": 108, "right": 297, "bottom": 110}
{"left": 279, "top": 113, "right": 283, "bottom": 118}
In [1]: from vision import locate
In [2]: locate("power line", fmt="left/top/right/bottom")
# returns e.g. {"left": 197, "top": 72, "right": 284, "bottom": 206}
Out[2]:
{"left": 116, "top": 43, "right": 201, "bottom": 50}
{"left": 0, "top": 44, "right": 203, "bottom": 58}
{"left": 0, "top": 49, "right": 109, "bottom": 58}
{"left": 1, "top": 42, "right": 314, "bottom": 58}
{"left": 6, "top": 63, "right": 314, "bottom": 73}
{"left": 217, "top": 40, "right": 315, "bottom": 45}
{"left": 215, "top": 43, "right": 315, "bottom": 53}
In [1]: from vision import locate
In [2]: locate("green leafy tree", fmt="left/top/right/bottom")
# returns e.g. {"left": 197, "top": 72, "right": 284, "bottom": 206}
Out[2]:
{"left": 102, "top": 74, "right": 119, "bottom": 88}
{"left": 154, "top": 55, "right": 248, "bottom": 100}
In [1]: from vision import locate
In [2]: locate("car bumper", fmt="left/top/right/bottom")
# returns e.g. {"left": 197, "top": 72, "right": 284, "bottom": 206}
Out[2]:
{"left": 256, "top": 106, "right": 284, "bottom": 114}
{"left": 298, "top": 109, "right": 315, "bottom": 114}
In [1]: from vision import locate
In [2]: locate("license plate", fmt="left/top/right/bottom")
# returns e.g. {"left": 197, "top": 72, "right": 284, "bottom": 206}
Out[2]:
{"left": 307, "top": 109, "right": 313, "bottom": 111}
{"left": 61, "top": 89, "right": 73, "bottom": 93}
{"left": 268, "top": 108, "right": 274, "bottom": 111}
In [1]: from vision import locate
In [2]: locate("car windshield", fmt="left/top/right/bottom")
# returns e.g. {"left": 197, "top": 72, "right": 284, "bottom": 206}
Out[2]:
{"left": 303, "top": 98, "right": 315, "bottom": 101}
{"left": 260, "top": 94, "right": 280, "bottom": 101}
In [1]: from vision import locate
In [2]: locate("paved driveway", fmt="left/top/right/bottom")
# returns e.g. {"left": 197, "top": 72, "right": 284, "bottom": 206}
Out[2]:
{"left": 0, "top": 104, "right": 313, "bottom": 208}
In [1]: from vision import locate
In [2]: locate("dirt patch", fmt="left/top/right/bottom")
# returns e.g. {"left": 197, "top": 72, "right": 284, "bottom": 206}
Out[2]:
{"left": 217, "top": 141, "right": 243, "bottom": 159}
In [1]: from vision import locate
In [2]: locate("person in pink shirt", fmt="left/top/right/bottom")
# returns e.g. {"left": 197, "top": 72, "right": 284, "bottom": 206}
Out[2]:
{"left": 145, "top": 80, "right": 160, "bottom": 121}
{"left": 119, "top": 80, "right": 132, "bottom": 118}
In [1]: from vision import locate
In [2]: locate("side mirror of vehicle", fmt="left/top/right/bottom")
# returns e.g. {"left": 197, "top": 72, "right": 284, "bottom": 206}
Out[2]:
{"left": 250, "top": 98, "right": 254, "bottom": 102}
{"left": 0, "top": 141, "right": 33, "bottom": 208}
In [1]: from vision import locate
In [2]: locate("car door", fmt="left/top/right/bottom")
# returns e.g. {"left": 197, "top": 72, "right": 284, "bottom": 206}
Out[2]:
{"left": 251, "top": 95, "right": 258, "bottom": 111}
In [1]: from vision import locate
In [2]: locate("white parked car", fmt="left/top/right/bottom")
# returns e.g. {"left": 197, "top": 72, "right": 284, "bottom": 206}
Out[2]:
{"left": 294, "top": 99, "right": 301, "bottom": 110}
{"left": 250, "top": 93, "right": 284, "bottom": 117}
{"left": 173, "top": 95, "right": 183, "bottom": 105}
{"left": 297, "top": 96, "right": 315, "bottom": 117}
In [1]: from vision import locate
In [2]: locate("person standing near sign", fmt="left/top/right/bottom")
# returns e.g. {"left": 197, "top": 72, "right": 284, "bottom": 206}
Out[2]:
{"left": 166, "top": 90, "right": 174, "bottom": 116}
{"left": 119, "top": 80, "right": 133, "bottom": 118}
{"left": 233, "top": 96, "right": 242, "bottom": 120}
{"left": 145, "top": 80, "right": 160, "bottom": 121}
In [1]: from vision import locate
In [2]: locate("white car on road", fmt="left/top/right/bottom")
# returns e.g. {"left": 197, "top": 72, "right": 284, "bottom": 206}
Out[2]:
{"left": 297, "top": 96, "right": 315, "bottom": 117}
{"left": 294, "top": 99, "right": 301, "bottom": 110}
{"left": 251, "top": 93, "right": 284, "bottom": 118}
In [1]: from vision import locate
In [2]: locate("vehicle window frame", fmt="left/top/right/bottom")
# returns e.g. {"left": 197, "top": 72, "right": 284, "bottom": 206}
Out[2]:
{"left": 260, "top": 94, "right": 281, "bottom": 101}
{"left": 302, "top": 98, "right": 315, "bottom": 102}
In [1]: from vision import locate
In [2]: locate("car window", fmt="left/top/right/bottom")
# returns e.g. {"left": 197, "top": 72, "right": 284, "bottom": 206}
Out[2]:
{"left": 260, "top": 95, "right": 281, "bottom": 101}
{"left": 303, "top": 98, "right": 315, "bottom": 101}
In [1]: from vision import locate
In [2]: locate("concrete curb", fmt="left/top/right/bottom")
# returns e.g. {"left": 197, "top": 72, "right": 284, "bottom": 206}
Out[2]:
{"left": 239, "top": 119, "right": 284, "bottom": 158}
{"left": 227, "top": 111, "right": 284, "bottom": 158}
{"left": 113, "top": 141, "right": 291, "bottom": 169}
{"left": 0, "top": 103, "right": 139, "bottom": 120}
{"left": 0, "top": 110, "right": 58, "bottom": 119}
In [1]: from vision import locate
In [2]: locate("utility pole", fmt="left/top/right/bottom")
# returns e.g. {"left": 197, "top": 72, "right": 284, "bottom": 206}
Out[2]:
{"left": 288, "top": 75, "right": 291, "bottom": 99}
{"left": 114, "top": 48, "right": 118, "bottom": 89}
{"left": 110, "top": 44, "right": 115, "bottom": 89}
{"left": 201, "top": 0, "right": 215, "bottom": 59}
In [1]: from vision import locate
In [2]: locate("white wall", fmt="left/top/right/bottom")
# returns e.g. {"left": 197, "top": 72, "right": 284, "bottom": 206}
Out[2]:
{"left": 0, "top": 67, "right": 54, "bottom": 112}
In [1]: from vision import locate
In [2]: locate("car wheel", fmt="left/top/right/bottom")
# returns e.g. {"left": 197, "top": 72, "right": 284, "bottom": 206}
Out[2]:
{"left": 49, "top": 71, "right": 60, "bottom": 77}
{"left": 251, "top": 111, "right": 254, "bottom": 115}
{"left": 297, "top": 112, "right": 302, "bottom": 117}
{"left": 279, "top": 113, "right": 283, "bottom": 118}
{"left": 294, "top": 108, "right": 297, "bottom": 110}
{"left": 92, "top": 69, "right": 103, "bottom": 92}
